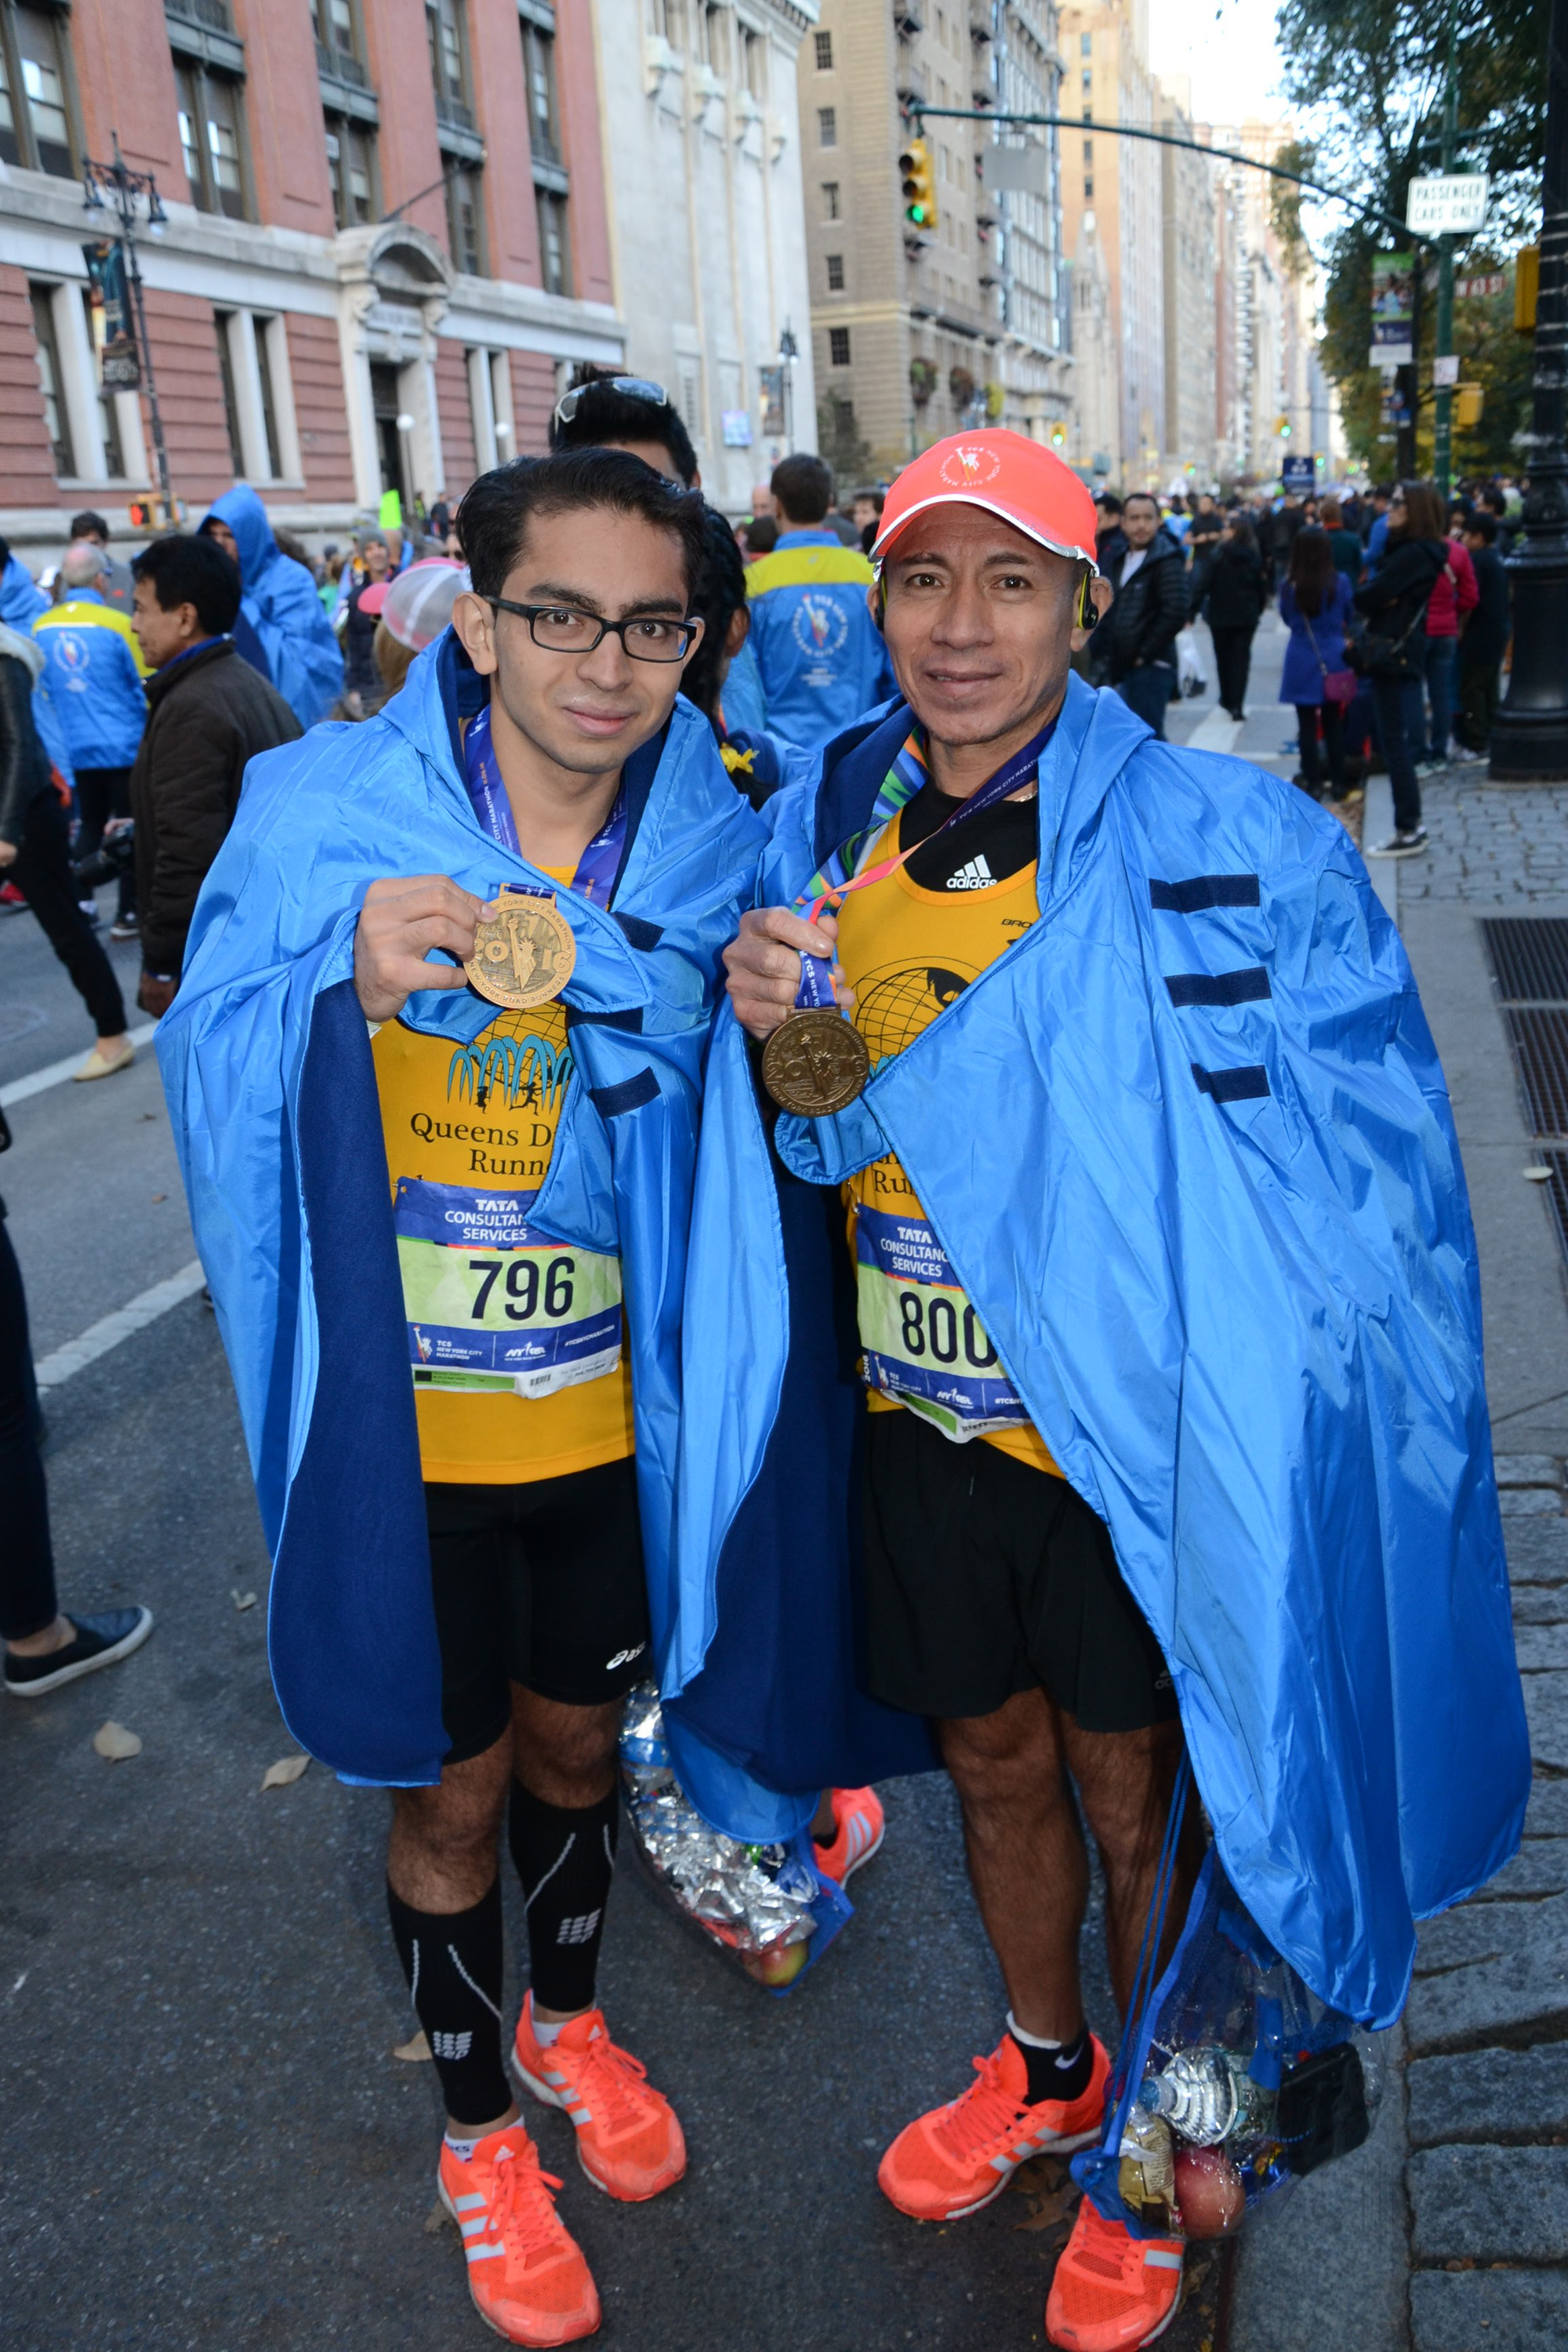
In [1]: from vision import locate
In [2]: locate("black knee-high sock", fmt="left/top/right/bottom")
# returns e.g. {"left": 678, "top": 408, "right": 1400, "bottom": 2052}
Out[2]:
{"left": 507, "top": 1780, "right": 619, "bottom": 2015}
{"left": 387, "top": 1879, "right": 510, "bottom": 2127}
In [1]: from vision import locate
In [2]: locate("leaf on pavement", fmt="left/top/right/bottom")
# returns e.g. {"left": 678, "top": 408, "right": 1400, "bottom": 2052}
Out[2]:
{"left": 93, "top": 1721, "right": 142, "bottom": 1761}
{"left": 1014, "top": 2179, "right": 1080, "bottom": 2234}
{"left": 231, "top": 1589, "right": 258, "bottom": 1611}
{"left": 260, "top": 1753, "right": 310, "bottom": 1790}
{"left": 396, "top": 2031, "right": 434, "bottom": 2063}
{"left": 423, "top": 2200, "right": 452, "bottom": 2232}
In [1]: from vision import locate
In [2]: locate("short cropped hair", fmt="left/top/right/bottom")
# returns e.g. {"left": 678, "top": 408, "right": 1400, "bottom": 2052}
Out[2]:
{"left": 69, "top": 510, "right": 111, "bottom": 543}
{"left": 1123, "top": 492, "right": 1160, "bottom": 517}
{"left": 131, "top": 532, "right": 242, "bottom": 635}
{"left": 1468, "top": 510, "right": 1499, "bottom": 544}
{"left": 456, "top": 449, "right": 708, "bottom": 601}
{"left": 549, "top": 368, "right": 699, "bottom": 488}
{"left": 771, "top": 452, "right": 833, "bottom": 524}
{"left": 681, "top": 503, "right": 750, "bottom": 726}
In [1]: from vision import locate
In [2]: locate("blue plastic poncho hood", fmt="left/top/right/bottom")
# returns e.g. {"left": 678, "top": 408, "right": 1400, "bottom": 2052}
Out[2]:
{"left": 668, "top": 674, "right": 1529, "bottom": 2025}
{"left": 158, "top": 637, "right": 765, "bottom": 1794}
{"left": 201, "top": 485, "right": 343, "bottom": 728}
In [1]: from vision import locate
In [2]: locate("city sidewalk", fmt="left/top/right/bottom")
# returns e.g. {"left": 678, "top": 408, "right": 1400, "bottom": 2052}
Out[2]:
{"left": 1168, "top": 630, "right": 1568, "bottom": 2351}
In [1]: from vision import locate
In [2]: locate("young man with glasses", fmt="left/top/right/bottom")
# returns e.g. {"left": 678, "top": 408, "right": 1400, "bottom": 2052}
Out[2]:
{"left": 158, "top": 452, "right": 766, "bottom": 2347}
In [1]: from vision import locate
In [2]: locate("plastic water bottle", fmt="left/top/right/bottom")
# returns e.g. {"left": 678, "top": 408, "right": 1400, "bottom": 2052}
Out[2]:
{"left": 1137, "top": 2048, "right": 1274, "bottom": 2146}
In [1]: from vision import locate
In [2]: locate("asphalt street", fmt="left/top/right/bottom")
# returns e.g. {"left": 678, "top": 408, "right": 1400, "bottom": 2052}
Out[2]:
{"left": 2, "top": 623, "right": 1335, "bottom": 2352}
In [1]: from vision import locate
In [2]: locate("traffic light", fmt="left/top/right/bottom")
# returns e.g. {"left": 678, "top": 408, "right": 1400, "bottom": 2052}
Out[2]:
{"left": 899, "top": 139, "right": 937, "bottom": 231}
{"left": 1515, "top": 245, "right": 1539, "bottom": 333}
{"left": 1276, "top": 415, "right": 1291, "bottom": 439}
{"left": 1456, "top": 383, "right": 1485, "bottom": 429}
{"left": 1051, "top": 423, "right": 1067, "bottom": 451}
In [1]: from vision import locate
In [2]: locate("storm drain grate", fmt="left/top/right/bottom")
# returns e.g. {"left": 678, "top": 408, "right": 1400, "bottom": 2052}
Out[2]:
{"left": 1504, "top": 1011, "right": 1568, "bottom": 1139}
{"left": 1532, "top": 1150, "right": 1568, "bottom": 1273}
{"left": 1483, "top": 917, "right": 1568, "bottom": 1004}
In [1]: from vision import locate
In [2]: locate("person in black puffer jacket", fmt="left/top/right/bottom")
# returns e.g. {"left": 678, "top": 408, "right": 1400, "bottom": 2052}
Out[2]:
{"left": 1354, "top": 481, "right": 1447, "bottom": 855}
{"left": 1204, "top": 516, "right": 1266, "bottom": 718}
{"left": 1089, "top": 493, "right": 1189, "bottom": 738}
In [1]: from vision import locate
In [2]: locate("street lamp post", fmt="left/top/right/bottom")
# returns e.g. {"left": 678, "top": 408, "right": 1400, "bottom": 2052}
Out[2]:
{"left": 82, "top": 132, "right": 175, "bottom": 517}
{"left": 1490, "top": 0, "right": 1568, "bottom": 780}
{"left": 778, "top": 323, "right": 799, "bottom": 456}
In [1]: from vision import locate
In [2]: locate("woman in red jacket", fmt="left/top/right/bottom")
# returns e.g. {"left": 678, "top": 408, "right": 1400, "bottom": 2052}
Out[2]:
{"left": 1419, "top": 524, "right": 1479, "bottom": 770}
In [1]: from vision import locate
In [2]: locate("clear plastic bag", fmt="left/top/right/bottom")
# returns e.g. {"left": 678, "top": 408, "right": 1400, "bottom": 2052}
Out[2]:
{"left": 619, "top": 1683, "right": 851, "bottom": 1995}
{"left": 1073, "top": 1842, "right": 1387, "bottom": 2241}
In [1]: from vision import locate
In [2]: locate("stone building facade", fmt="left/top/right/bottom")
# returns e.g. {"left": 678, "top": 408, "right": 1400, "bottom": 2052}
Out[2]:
{"left": 1155, "top": 74, "right": 1217, "bottom": 486}
{"left": 0, "top": 0, "right": 624, "bottom": 555}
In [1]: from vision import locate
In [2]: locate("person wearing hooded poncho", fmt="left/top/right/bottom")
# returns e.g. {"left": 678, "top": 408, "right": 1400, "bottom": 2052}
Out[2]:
{"left": 158, "top": 452, "right": 777, "bottom": 2348}
{"left": 681, "top": 429, "right": 1529, "bottom": 2352}
{"left": 198, "top": 484, "right": 343, "bottom": 728}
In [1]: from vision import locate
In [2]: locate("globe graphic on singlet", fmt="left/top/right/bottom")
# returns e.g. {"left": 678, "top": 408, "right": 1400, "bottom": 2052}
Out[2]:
{"left": 855, "top": 961, "right": 976, "bottom": 1067}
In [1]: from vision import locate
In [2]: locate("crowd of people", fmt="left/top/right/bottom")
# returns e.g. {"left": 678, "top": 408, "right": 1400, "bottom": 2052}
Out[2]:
{"left": 0, "top": 387, "right": 1531, "bottom": 2352}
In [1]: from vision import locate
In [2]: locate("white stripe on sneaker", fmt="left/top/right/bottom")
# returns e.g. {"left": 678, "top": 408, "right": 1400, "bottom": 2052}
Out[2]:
{"left": 453, "top": 2193, "right": 486, "bottom": 2212}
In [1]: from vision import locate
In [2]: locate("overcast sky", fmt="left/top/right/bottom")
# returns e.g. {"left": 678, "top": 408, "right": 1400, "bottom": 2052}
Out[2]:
{"left": 1147, "top": 0, "right": 1293, "bottom": 129}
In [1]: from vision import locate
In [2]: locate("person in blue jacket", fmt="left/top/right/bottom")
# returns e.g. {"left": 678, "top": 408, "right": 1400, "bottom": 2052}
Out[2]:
{"left": 0, "top": 535, "right": 49, "bottom": 633}
{"left": 34, "top": 541, "right": 148, "bottom": 935}
{"left": 158, "top": 451, "right": 787, "bottom": 2349}
{"left": 688, "top": 428, "right": 1526, "bottom": 2352}
{"left": 745, "top": 452, "right": 895, "bottom": 749}
{"left": 198, "top": 484, "right": 343, "bottom": 728}
{"left": 1276, "top": 524, "right": 1356, "bottom": 800}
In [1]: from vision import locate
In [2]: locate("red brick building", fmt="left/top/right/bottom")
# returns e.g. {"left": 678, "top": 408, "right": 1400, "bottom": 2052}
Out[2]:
{"left": 0, "top": 0, "right": 624, "bottom": 554}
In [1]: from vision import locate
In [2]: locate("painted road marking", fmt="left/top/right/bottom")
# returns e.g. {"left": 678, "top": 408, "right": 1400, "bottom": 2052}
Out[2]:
{"left": 34, "top": 1261, "right": 205, "bottom": 1390}
{"left": 0, "top": 1022, "right": 158, "bottom": 1109}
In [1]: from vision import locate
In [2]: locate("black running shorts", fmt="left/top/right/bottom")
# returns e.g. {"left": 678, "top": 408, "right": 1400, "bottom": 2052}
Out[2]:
{"left": 862, "top": 1409, "right": 1177, "bottom": 1730}
{"left": 426, "top": 1457, "right": 651, "bottom": 1762}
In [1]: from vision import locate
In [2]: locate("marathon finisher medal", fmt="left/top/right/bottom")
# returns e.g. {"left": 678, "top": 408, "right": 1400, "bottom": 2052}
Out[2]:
{"left": 465, "top": 891, "right": 576, "bottom": 1011}
{"left": 761, "top": 1003, "right": 871, "bottom": 1117}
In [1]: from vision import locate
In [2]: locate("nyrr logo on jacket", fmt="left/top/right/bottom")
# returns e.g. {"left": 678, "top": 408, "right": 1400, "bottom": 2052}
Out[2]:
{"left": 791, "top": 592, "right": 849, "bottom": 661}
{"left": 940, "top": 444, "right": 1003, "bottom": 487}
{"left": 57, "top": 631, "right": 91, "bottom": 684}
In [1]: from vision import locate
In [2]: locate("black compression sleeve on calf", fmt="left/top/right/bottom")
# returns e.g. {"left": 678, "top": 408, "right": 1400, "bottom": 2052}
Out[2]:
{"left": 387, "top": 1879, "right": 510, "bottom": 2127}
{"left": 507, "top": 1779, "right": 619, "bottom": 2016}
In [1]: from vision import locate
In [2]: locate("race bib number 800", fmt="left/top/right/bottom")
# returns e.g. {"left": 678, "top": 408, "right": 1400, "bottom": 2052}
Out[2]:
{"left": 394, "top": 1177, "right": 622, "bottom": 1400}
{"left": 855, "top": 1203, "right": 1027, "bottom": 1443}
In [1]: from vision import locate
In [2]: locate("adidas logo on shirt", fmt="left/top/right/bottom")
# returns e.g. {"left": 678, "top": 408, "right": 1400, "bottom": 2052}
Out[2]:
{"left": 946, "top": 854, "right": 995, "bottom": 891}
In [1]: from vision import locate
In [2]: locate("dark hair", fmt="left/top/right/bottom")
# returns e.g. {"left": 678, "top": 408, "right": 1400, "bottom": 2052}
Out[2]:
{"left": 854, "top": 486, "right": 885, "bottom": 514}
{"left": 1319, "top": 496, "right": 1343, "bottom": 528}
{"left": 771, "top": 452, "right": 833, "bottom": 524}
{"left": 1397, "top": 481, "right": 1446, "bottom": 543}
{"left": 130, "top": 532, "right": 242, "bottom": 634}
{"left": 1479, "top": 486, "right": 1506, "bottom": 516}
{"left": 1123, "top": 492, "right": 1160, "bottom": 517}
{"left": 681, "top": 503, "right": 750, "bottom": 729}
{"left": 1225, "top": 515, "right": 1259, "bottom": 556}
{"left": 744, "top": 514, "right": 779, "bottom": 555}
{"left": 0, "top": 535, "right": 10, "bottom": 569}
{"left": 1468, "top": 510, "right": 1499, "bottom": 544}
{"left": 456, "top": 449, "right": 707, "bottom": 601}
{"left": 548, "top": 367, "right": 699, "bottom": 487}
{"left": 1096, "top": 492, "right": 1123, "bottom": 517}
{"left": 1287, "top": 524, "right": 1337, "bottom": 619}
{"left": 70, "top": 510, "right": 111, "bottom": 542}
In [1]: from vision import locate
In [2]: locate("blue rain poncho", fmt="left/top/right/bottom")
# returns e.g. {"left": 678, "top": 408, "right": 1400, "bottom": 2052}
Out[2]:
{"left": 665, "top": 675, "right": 1530, "bottom": 2027}
{"left": 200, "top": 485, "right": 343, "bottom": 728}
{"left": 158, "top": 635, "right": 764, "bottom": 1794}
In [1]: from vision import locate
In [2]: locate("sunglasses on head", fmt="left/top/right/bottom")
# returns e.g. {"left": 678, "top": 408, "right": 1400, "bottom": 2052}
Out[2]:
{"left": 553, "top": 376, "right": 672, "bottom": 427}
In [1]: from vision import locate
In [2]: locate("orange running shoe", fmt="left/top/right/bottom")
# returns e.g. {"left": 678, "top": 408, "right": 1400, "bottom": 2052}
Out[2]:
{"left": 437, "top": 2122, "right": 600, "bottom": 2347}
{"left": 878, "top": 2029, "right": 1111, "bottom": 2221}
{"left": 513, "top": 1994, "right": 687, "bottom": 2203}
{"left": 811, "top": 1786, "right": 886, "bottom": 1884}
{"left": 1046, "top": 2194, "right": 1184, "bottom": 2350}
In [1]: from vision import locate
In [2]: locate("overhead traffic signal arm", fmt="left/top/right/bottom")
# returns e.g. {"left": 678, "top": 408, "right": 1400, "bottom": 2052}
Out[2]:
{"left": 899, "top": 139, "right": 938, "bottom": 232}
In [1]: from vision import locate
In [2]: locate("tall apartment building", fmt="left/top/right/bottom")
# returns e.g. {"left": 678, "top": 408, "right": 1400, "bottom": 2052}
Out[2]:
{"left": 594, "top": 0, "right": 818, "bottom": 510}
{"left": 1211, "top": 117, "right": 1317, "bottom": 484}
{"left": 1155, "top": 75, "right": 1216, "bottom": 485}
{"left": 1058, "top": 0, "right": 1163, "bottom": 491}
{"left": 800, "top": 0, "right": 1071, "bottom": 485}
{"left": 1, "top": 0, "right": 623, "bottom": 552}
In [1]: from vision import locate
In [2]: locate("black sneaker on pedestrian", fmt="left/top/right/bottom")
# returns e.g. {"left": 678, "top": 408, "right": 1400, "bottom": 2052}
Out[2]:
{"left": 109, "top": 913, "right": 140, "bottom": 941}
{"left": 1367, "top": 828, "right": 1429, "bottom": 859}
{"left": 4, "top": 1606, "right": 154, "bottom": 1698}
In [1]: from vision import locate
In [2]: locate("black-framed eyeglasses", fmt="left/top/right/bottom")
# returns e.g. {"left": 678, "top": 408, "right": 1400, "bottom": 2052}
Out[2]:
{"left": 486, "top": 597, "right": 699, "bottom": 662}
{"left": 552, "top": 376, "right": 671, "bottom": 426}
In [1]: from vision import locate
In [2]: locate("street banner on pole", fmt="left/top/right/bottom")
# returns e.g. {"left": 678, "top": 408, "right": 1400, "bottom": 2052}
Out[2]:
{"left": 1407, "top": 174, "right": 1490, "bottom": 234}
{"left": 1281, "top": 454, "right": 1316, "bottom": 492}
{"left": 1369, "top": 252, "right": 1416, "bottom": 367}
{"left": 82, "top": 238, "right": 140, "bottom": 387}
{"left": 759, "top": 368, "right": 786, "bottom": 437}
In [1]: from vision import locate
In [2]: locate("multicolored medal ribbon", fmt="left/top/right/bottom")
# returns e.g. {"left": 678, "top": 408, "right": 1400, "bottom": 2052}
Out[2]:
{"left": 760, "top": 716, "right": 1057, "bottom": 1117}
{"left": 459, "top": 703, "right": 629, "bottom": 1009}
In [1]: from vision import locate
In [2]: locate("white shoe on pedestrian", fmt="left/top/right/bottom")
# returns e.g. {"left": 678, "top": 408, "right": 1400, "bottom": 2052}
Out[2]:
{"left": 72, "top": 1037, "right": 136, "bottom": 1081}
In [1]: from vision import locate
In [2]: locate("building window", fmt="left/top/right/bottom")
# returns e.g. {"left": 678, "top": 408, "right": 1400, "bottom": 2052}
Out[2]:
{"left": 427, "top": 0, "right": 472, "bottom": 124}
{"left": 814, "top": 29, "right": 832, "bottom": 70}
{"left": 314, "top": 0, "right": 359, "bottom": 62}
{"left": 1083, "top": 138, "right": 1092, "bottom": 162}
{"left": 742, "top": 27, "right": 765, "bottom": 100}
{"left": 175, "top": 64, "right": 249, "bottom": 220}
{"left": 1080, "top": 31, "right": 1091, "bottom": 54}
{"left": 213, "top": 314, "right": 245, "bottom": 476}
{"left": 82, "top": 285, "right": 125, "bottom": 478}
{"left": 2, "top": 3, "right": 78, "bottom": 176}
{"left": 1083, "top": 176, "right": 1093, "bottom": 198}
{"left": 826, "top": 252, "right": 844, "bottom": 292}
{"left": 829, "top": 326, "right": 851, "bottom": 367}
{"left": 447, "top": 165, "right": 485, "bottom": 274}
{"left": 536, "top": 188, "right": 571, "bottom": 296}
{"left": 522, "top": 18, "right": 561, "bottom": 167}
{"left": 822, "top": 180, "right": 840, "bottom": 220}
{"left": 29, "top": 282, "right": 73, "bottom": 474}
{"left": 1081, "top": 66, "right": 1091, "bottom": 93}
{"left": 325, "top": 114, "right": 376, "bottom": 227}
{"left": 817, "top": 106, "right": 836, "bottom": 147}
{"left": 253, "top": 317, "right": 283, "bottom": 478}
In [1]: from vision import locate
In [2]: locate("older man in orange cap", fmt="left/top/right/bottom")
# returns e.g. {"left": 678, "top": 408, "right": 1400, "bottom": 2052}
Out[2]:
{"left": 671, "top": 426, "right": 1524, "bottom": 2348}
